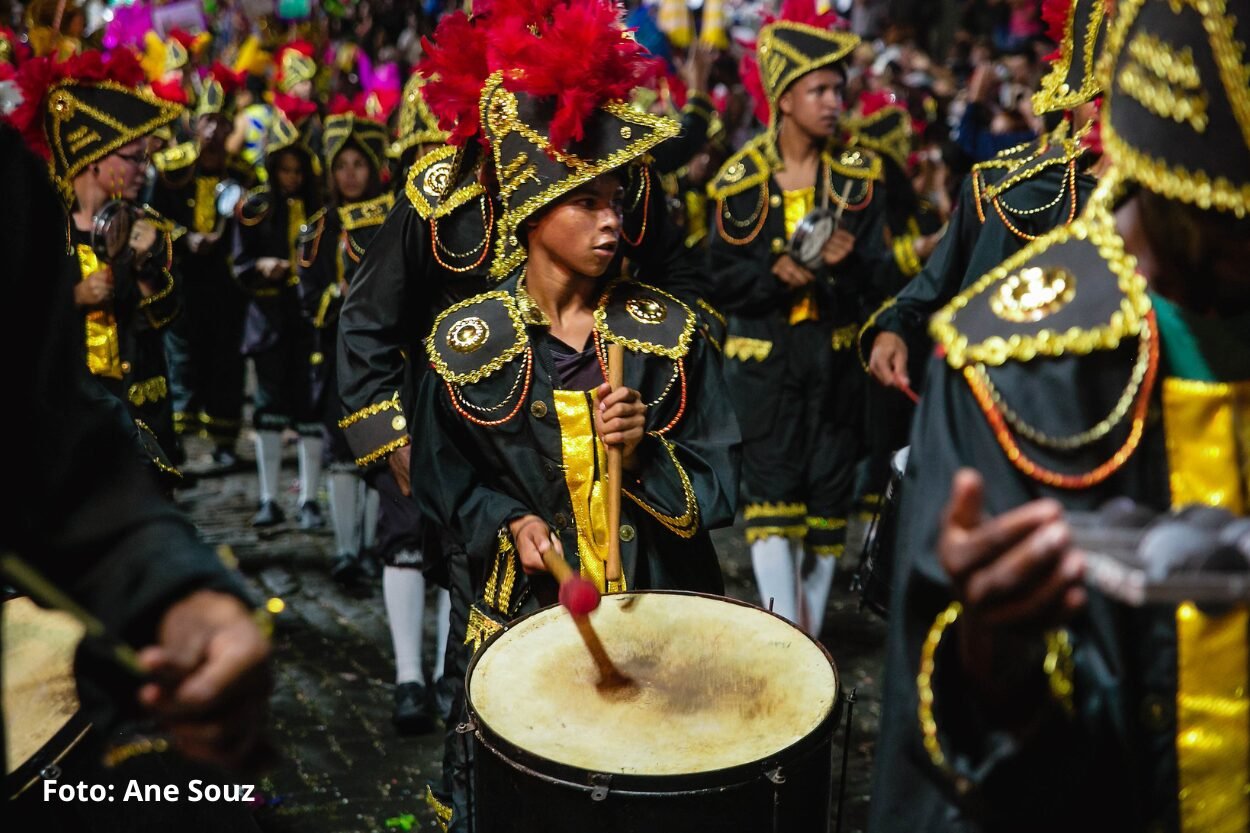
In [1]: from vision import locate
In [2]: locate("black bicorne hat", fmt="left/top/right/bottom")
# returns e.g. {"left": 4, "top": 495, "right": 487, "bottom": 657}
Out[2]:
{"left": 266, "top": 113, "right": 322, "bottom": 177}
{"left": 480, "top": 72, "right": 679, "bottom": 278}
{"left": 845, "top": 104, "right": 911, "bottom": 170}
{"left": 44, "top": 80, "right": 181, "bottom": 201}
{"left": 390, "top": 71, "right": 449, "bottom": 160}
{"left": 323, "top": 113, "right": 389, "bottom": 176}
{"left": 1100, "top": 0, "right": 1250, "bottom": 216}
{"left": 1033, "top": 0, "right": 1111, "bottom": 114}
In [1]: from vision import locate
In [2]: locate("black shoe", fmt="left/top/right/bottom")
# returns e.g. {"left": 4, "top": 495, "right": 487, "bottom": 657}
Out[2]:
{"left": 298, "top": 501, "right": 325, "bottom": 530}
{"left": 211, "top": 447, "right": 239, "bottom": 469}
{"left": 357, "top": 551, "right": 383, "bottom": 581}
{"left": 329, "top": 554, "right": 364, "bottom": 586}
{"left": 393, "top": 682, "right": 437, "bottom": 735}
{"left": 251, "top": 500, "right": 285, "bottom": 527}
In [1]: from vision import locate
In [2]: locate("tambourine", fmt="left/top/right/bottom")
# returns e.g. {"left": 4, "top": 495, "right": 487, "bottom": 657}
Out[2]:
{"left": 786, "top": 207, "right": 836, "bottom": 270}
{"left": 215, "top": 180, "right": 245, "bottom": 218}
{"left": 91, "top": 199, "right": 142, "bottom": 264}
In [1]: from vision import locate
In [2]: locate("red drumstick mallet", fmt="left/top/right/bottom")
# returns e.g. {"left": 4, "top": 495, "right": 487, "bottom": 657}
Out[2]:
{"left": 542, "top": 536, "right": 632, "bottom": 690}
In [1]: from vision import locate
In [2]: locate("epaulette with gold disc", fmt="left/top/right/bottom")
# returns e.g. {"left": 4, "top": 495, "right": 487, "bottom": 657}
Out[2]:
{"left": 594, "top": 280, "right": 696, "bottom": 361}
{"left": 154, "top": 142, "right": 198, "bottom": 175}
{"left": 339, "top": 192, "right": 394, "bottom": 231}
{"left": 425, "top": 291, "right": 528, "bottom": 385}
{"left": 824, "top": 146, "right": 881, "bottom": 209}
{"left": 707, "top": 133, "right": 772, "bottom": 201}
{"left": 405, "top": 144, "right": 486, "bottom": 221}
{"left": 237, "top": 186, "right": 272, "bottom": 226}
{"left": 931, "top": 184, "right": 1148, "bottom": 370}
{"left": 929, "top": 176, "right": 1157, "bottom": 490}
{"left": 825, "top": 145, "right": 883, "bottom": 182}
{"left": 981, "top": 132, "right": 1087, "bottom": 202}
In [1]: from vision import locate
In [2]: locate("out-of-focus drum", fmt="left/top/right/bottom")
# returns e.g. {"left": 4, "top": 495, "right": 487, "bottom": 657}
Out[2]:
{"left": 855, "top": 446, "right": 909, "bottom": 618}
{"left": 3, "top": 596, "right": 90, "bottom": 798}
{"left": 466, "top": 591, "right": 841, "bottom": 833}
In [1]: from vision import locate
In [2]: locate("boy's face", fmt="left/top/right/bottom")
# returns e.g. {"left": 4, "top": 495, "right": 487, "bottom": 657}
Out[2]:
{"left": 527, "top": 172, "right": 625, "bottom": 279}
{"left": 779, "top": 68, "right": 843, "bottom": 140}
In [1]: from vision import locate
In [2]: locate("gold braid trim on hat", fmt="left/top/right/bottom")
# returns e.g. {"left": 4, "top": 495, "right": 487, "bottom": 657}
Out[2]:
{"left": 47, "top": 80, "right": 181, "bottom": 201}
{"left": 1032, "top": 0, "right": 1107, "bottom": 114}
{"left": 1096, "top": 0, "right": 1250, "bottom": 217}
{"left": 480, "top": 73, "right": 681, "bottom": 278}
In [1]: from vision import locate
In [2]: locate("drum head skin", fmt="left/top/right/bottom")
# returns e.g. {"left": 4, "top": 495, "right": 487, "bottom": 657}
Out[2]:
{"left": 3, "top": 597, "right": 84, "bottom": 776}
{"left": 469, "top": 593, "right": 837, "bottom": 776}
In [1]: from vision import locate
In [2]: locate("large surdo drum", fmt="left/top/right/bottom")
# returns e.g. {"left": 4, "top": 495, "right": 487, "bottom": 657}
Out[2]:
{"left": 466, "top": 591, "right": 841, "bottom": 832}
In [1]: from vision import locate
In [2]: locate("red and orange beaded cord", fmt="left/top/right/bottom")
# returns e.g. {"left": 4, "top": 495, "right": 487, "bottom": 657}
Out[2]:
{"left": 445, "top": 348, "right": 533, "bottom": 427}
{"left": 619, "top": 172, "right": 650, "bottom": 247}
{"left": 962, "top": 311, "right": 1159, "bottom": 489}
{"left": 431, "top": 195, "right": 494, "bottom": 273}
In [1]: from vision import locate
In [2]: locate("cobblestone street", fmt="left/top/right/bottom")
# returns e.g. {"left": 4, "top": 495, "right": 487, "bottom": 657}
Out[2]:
{"left": 175, "top": 435, "right": 887, "bottom": 833}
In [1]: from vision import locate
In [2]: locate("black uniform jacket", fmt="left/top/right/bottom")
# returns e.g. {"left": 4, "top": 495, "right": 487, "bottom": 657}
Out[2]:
{"left": 867, "top": 189, "right": 1228, "bottom": 833}
{"left": 410, "top": 275, "right": 741, "bottom": 630}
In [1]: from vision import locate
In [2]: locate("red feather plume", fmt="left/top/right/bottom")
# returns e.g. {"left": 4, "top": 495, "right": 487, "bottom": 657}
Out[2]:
{"left": 487, "top": 0, "right": 661, "bottom": 152}
{"left": 327, "top": 93, "right": 354, "bottom": 116}
{"left": 151, "top": 78, "right": 188, "bottom": 104}
{"left": 421, "top": 0, "right": 659, "bottom": 150}
{"left": 207, "top": 61, "right": 245, "bottom": 98}
{"left": 1040, "top": 0, "right": 1072, "bottom": 63}
{"left": 418, "top": 11, "right": 490, "bottom": 146}
{"left": 169, "top": 28, "right": 198, "bottom": 52}
{"left": 273, "top": 91, "right": 317, "bottom": 125}
{"left": 777, "top": 0, "right": 847, "bottom": 29}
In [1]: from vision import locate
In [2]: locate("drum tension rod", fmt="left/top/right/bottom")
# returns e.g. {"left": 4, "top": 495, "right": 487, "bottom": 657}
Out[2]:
{"left": 589, "top": 773, "right": 612, "bottom": 802}
{"left": 456, "top": 722, "right": 476, "bottom": 833}
{"left": 835, "top": 688, "right": 858, "bottom": 833}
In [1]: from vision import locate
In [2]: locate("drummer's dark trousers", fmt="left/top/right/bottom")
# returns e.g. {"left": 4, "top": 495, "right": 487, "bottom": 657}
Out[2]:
{"left": 856, "top": 384, "right": 915, "bottom": 522}
{"left": 167, "top": 254, "right": 247, "bottom": 447}
{"left": 433, "top": 543, "right": 476, "bottom": 832}
{"left": 724, "top": 318, "right": 863, "bottom": 558}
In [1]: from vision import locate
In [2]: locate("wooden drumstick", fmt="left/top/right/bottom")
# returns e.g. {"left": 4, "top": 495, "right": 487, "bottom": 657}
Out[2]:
{"left": 606, "top": 342, "right": 625, "bottom": 586}
{"left": 0, "top": 551, "right": 145, "bottom": 678}
{"left": 542, "top": 536, "right": 632, "bottom": 690}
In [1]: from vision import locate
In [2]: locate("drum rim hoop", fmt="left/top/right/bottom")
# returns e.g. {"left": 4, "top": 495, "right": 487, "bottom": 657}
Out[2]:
{"left": 5, "top": 716, "right": 92, "bottom": 799}
{"left": 465, "top": 590, "right": 843, "bottom": 789}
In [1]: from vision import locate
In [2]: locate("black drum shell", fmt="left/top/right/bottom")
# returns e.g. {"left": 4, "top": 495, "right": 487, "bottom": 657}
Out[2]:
{"left": 465, "top": 591, "right": 842, "bottom": 833}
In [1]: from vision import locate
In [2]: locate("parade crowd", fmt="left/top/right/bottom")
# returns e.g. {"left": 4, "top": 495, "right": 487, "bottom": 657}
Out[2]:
{"left": 5, "top": 0, "right": 1250, "bottom": 831}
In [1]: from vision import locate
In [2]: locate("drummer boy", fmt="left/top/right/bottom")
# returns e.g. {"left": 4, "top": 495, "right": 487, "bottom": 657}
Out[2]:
{"left": 408, "top": 6, "right": 741, "bottom": 830}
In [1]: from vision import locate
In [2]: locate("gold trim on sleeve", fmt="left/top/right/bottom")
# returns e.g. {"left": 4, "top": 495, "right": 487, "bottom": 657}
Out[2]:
{"left": 352, "top": 434, "right": 411, "bottom": 469}
{"left": 338, "top": 392, "right": 403, "bottom": 429}
{"left": 622, "top": 434, "right": 700, "bottom": 539}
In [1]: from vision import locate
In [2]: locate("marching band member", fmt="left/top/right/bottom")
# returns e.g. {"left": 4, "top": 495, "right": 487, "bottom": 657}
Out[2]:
{"left": 707, "top": 0, "right": 888, "bottom": 636}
